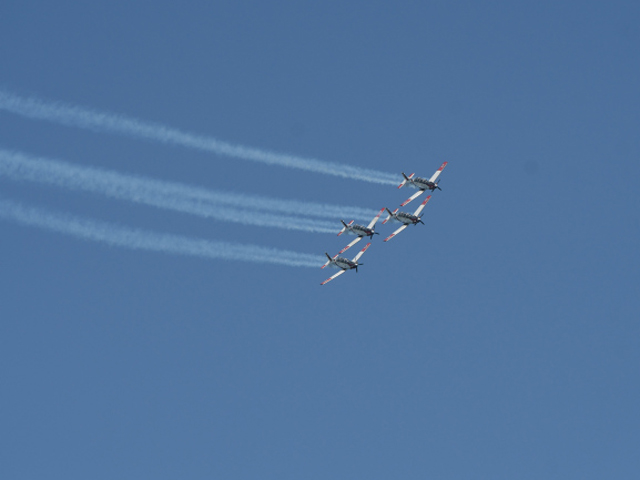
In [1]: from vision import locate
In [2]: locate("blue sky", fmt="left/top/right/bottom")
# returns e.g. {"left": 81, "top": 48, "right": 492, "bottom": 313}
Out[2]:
{"left": 1, "top": 1, "right": 639, "bottom": 479}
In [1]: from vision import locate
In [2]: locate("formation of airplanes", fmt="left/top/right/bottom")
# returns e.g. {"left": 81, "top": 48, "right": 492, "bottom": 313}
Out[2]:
{"left": 320, "top": 161, "right": 448, "bottom": 285}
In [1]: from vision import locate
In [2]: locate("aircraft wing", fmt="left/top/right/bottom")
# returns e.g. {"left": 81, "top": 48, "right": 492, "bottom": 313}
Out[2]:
{"left": 366, "top": 208, "right": 385, "bottom": 229}
{"left": 428, "top": 161, "right": 448, "bottom": 183}
{"left": 400, "top": 190, "right": 424, "bottom": 207}
{"left": 352, "top": 242, "right": 372, "bottom": 262}
{"left": 413, "top": 195, "right": 432, "bottom": 216}
{"left": 338, "top": 236, "right": 362, "bottom": 254}
{"left": 321, "top": 269, "right": 346, "bottom": 285}
{"left": 384, "top": 224, "right": 408, "bottom": 242}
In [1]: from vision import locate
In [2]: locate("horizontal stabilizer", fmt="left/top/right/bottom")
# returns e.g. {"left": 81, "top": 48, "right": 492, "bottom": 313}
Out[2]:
{"left": 398, "top": 172, "right": 415, "bottom": 189}
{"left": 338, "top": 219, "right": 354, "bottom": 236}
{"left": 321, "top": 252, "right": 337, "bottom": 269}
{"left": 382, "top": 208, "right": 397, "bottom": 225}
{"left": 337, "top": 220, "right": 349, "bottom": 236}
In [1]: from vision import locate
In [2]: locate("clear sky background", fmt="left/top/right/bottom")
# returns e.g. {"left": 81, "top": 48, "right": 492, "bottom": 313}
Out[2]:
{"left": 1, "top": 1, "right": 639, "bottom": 479}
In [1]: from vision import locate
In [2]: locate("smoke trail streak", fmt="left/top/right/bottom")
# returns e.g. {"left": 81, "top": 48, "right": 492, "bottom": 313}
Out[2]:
{"left": 0, "top": 89, "right": 399, "bottom": 185}
{"left": 0, "top": 149, "right": 378, "bottom": 233}
{"left": 0, "top": 198, "right": 324, "bottom": 268}
{"left": 0, "top": 148, "right": 376, "bottom": 221}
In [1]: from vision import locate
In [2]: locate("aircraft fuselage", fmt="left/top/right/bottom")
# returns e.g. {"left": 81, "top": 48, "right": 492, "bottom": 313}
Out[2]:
{"left": 334, "top": 257, "right": 358, "bottom": 270}
{"left": 396, "top": 212, "right": 421, "bottom": 225}
{"left": 347, "top": 224, "right": 375, "bottom": 237}
{"left": 411, "top": 177, "right": 437, "bottom": 191}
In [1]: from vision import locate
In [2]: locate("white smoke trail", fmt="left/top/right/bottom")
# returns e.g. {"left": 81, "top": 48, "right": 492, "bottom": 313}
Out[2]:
{"left": 0, "top": 149, "right": 378, "bottom": 233}
{"left": 0, "top": 89, "right": 399, "bottom": 185}
{"left": 0, "top": 148, "right": 376, "bottom": 220}
{"left": 0, "top": 198, "right": 324, "bottom": 268}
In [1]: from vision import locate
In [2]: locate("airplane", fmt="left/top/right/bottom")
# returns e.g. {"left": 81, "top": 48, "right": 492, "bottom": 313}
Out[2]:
{"left": 320, "top": 242, "right": 372, "bottom": 285}
{"left": 397, "top": 161, "right": 448, "bottom": 206}
{"left": 337, "top": 208, "right": 385, "bottom": 254}
{"left": 382, "top": 195, "right": 432, "bottom": 242}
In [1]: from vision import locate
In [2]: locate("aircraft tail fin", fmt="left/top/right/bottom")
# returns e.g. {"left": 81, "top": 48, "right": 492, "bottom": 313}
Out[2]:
{"left": 382, "top": 208, "right": 397, "bottom": 225}
{"left": 398, "top": 172, "right": 414, "bottom": 189}
{"left": 321, "top": 252, "right": 333, "bottom": 269}
{"left": 337, "top": 220, "right": 353, "bottom": 236}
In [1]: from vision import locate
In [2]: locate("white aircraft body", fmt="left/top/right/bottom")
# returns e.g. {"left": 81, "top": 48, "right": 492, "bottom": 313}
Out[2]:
{"left": 320, "top": 242, "right": 372, "bottom": 285}
{"left": 337, "top": 208, "right": 384, "bottom": 254}
{"left": 382, "top": 195, "right": 432, "bottom": 242}
{"left": 398, "top": 161, "right": 448, "bottom": 206}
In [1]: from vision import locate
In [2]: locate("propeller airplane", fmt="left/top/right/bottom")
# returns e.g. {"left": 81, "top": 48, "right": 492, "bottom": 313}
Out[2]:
{"left": 398, "top": 161, "right": 447, "bottom": 206}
